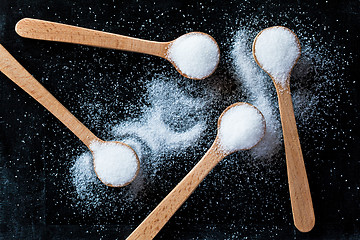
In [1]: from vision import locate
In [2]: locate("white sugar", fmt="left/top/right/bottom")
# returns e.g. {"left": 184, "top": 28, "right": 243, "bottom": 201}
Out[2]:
{"left": 70, "top": 152, "right": 98, "bottom": 200}
{"left": 167, "top": 33, "right": 220, "bottom": 79}
{"left": 254, "top": 26, "right": 300, "bottom": 87}
{"left": 112, "top": 78, "right": 207, "bottom": 155}
{"left": 90, "top": 141, "right": 138, "bottom": 186}
{"left": 231, "top": 29, "right": 282, "bottom": 158}
{"left": 218, "top": 104, "right": 265, "bottom": 153}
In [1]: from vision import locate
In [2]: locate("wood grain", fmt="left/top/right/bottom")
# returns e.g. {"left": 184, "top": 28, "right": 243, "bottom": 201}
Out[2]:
{"left": 0, "top": 44, "right": 100, "bottom": 147}
{"left": 15, "top": 18, "right": 169, "bottom": 58}
{"left": 276, "top": 86, "right": 315, "bottom": 232}
{"left": 126, "top": 140, "right": 226, "bottom": 240}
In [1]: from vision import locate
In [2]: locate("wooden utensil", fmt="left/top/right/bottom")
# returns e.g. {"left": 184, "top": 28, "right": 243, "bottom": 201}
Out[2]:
{"left": 126, "top": 102, "right": 266, "bottom": 240}
{"left": 0, "top": 44, "right": 140, "bottom": 187}
{"left": 252, "top": 26, "right": 315, "bottom": 232}
{"left": 15, "top": 18, "right": 219, "bottom": 80}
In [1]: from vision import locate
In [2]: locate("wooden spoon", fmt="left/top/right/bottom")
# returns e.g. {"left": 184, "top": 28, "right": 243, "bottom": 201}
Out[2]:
{"left": 0, "top": 44, "right": 140, "bottom": 187}
{"left": 252, "top": 26, "right": 315, "bottom": 232}
{"left": 126, "top": 102, "right": 266, "bottom": 240}
{"left": 15, "top": 18, "right": 220, "bottom": 80}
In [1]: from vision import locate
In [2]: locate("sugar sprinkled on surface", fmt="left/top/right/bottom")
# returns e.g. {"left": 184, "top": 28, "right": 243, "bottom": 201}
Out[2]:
{"left": 231, "top": 29, "right": 282, "bottom": 159}
{"left": 111, "top": 79, "right": 207, "bottom": 153}
{"left": 67, "top": 24, "right": 348, "bottom": 224}
{"left": 70, "top": 152, "right": 102, "bottom": 207}
{"left": 2, "top": 3, "right": 356, "bottom": 239}
{"left": 218, "top": 104, "right": 265, "bottom": 153}
{"left": 254, "top": 26, "right": 300, "bottom": 87}
{"left": 70, "top": 77, "right": 209, "bottom": 210}
{"left": 90, "top": 141, "right": 138, "bottom": 186}
{"left": 167, "top": 33, "right": 220, "bottom": 79}
{"left": 64, "top": 12, "right": 353, "bottom": 235}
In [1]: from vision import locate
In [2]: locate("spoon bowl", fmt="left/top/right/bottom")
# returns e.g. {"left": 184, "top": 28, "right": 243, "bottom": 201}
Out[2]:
{"left": 127, "top": 102, "right": 266, "bottom": 240}
{"left": 15, "top": 18, "right": 220, "bottom": 80}
{"left": 253, "top": 26, "right": 315, "bottom": 232}
{"left": 0, "top": 44, "right": 140, "bottom": 187}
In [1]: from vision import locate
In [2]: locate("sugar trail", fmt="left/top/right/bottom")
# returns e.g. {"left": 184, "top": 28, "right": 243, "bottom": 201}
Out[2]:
{"left": 231, "top": 29, "right": 282, "bottom": 159}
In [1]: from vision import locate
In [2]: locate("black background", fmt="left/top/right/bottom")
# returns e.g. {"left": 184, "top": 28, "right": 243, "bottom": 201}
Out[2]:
{"left": 1, "top": 0, "right": 359, "bottom": 239}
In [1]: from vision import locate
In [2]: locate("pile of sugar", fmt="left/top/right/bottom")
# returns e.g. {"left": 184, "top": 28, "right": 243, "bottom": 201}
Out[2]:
{"left": 167, "top": 33, "right": 220, "bottom": 79}
{"left": 90, "top": 141, "right": 138, "bottom": 187}
{"left": 253, "top": 26, "right": 300, "bottom": 87}
{"left": 218, "top": 104, "right": 265, "bottom": 153}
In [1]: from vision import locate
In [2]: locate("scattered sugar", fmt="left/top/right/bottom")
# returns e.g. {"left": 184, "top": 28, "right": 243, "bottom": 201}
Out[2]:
{"left": 66, "top": 12, "right": 352, "bottom": 229}
{"left": 70, "top": 152, "right": 101, "bottom": 206}
{"left": 111, "top": 77, "right": 209, "bottom": 172}
{"left": 253, "top": 26, "right": 301, "bottom": 87}
{"left": 113, "top": 110, "right": 205, "bottom": 153}
{"left": 218, "top": 104, "right": 265, "bottom": 153}
{"left": 167, "top": 33, "right": 220, "bottom": 79}
{"left": 2, "top": 3, "right": 355, "bottom": 238}
{"left": 70, "top": 77, "right": 209, "bottom": 210}
{"left": 231, "top": 29, "right": 282, "bottom": 159}
{"left": 90, "top": 141, "right": 138, "bottom": 187}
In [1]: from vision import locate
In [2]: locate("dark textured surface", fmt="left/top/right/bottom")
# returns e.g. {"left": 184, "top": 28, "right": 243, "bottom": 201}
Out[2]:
{"left": 1, "top": 0, "right": 359, "bottom": 239}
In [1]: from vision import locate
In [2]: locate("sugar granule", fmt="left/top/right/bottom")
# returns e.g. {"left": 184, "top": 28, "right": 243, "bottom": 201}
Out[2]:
{"left": 254, "top": 26, "right": 300, "bottom": 87}
{"left": 218, "top": 104, "right": 265, "bottom": 153}
{"left": 90, "top": 141, "right": 138, "bottom": 186}
{"left": 167, "top": 33, "right": 220, "bottom": 79}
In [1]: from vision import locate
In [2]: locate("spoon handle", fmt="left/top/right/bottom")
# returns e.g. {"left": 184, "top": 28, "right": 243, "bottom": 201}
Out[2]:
{"left": 0, "top": 44, "right": 100, "bottom": 147}
{"left": 15, "top": 18, "right": 168, "bottom": 58}
{"left": 277, "top": 89, "right": 315, "bottom": 232}
{"left": 126, "top": 143, "right": 226, "bottom": 240}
